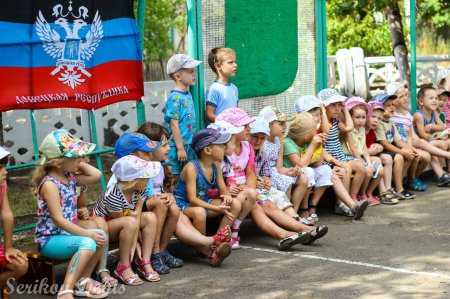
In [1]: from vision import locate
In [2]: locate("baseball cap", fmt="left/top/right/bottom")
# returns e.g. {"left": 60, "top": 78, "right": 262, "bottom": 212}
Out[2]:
{"left": 249, "top": 117, "right": 270, "bottom": 136}
{"left": 386, "top": 81, "right": 407, "bottom": 96}
{"left": 192, "top": 128, "right": 232, "bottom": 153}
{"left": 345, "top": 97, "right": 368, "bottom": 111}
{"left": 0, "top": 147, "right": 10, "bottom": 161}
{"left": 39, "top": 129, "right": 95, "bottom": 163}
{"left": 373, "top": 93, "right": 397, "bottom": 104}
{"left": 294, "top": 95, "right": 321, "bottom": 113}
{"left": 367, "top": 101, "right": 385, "bottom": 113}
{"left": 216, "top": 107, "right": 255, "bottom": 127}
{"left": 115, "top": 132, "right": 161, "bottom": 159}
{"left": 437, "top": 87, "right": 450, "bottom": 97}
{"left": 112, "top": 155, "right": 161, "bottom": 182}
{"left": 166, "top": 54, "right": 202, "bottom": 75}
{"left": 287, "top": 112, "right": 316, "bottom": 139}
{"left": 207, "top": 120, "right": 243, "bottom": 134}
{"left": 259, "top": 106, "right": 281, "bottom": 124}
{"left": 317, "top": 88, "right": 339, "bottom": 103}
{"left": 324, "top": 94, "right": 347, "bottom": 107}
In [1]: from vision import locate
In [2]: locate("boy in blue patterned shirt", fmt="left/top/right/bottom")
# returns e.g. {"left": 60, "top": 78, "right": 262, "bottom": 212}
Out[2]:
{"left": 164, "top": 54, "right": 202, "bottom": 183}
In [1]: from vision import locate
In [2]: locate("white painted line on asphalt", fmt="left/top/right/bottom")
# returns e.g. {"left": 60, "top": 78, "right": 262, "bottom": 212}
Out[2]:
{"left": 240, "top": 245, "right": 450, "bottom": 280}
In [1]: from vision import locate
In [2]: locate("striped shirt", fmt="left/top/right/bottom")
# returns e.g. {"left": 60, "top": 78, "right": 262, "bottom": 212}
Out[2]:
{"left": 324, "top": 119, "right": 354, "bottom": 162}
{"left": 94, "top": 184, "right": 146, "bottom": 218}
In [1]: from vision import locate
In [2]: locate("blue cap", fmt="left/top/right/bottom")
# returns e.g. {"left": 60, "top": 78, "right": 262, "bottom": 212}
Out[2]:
{"left": 373, "top": 93, "right": 397, "bottom": 104}
{"left": 192, "top": 128, "right": 231, "bottom": 153}
{"left": 115, "top": 132, "right": 161, "bottom": 159}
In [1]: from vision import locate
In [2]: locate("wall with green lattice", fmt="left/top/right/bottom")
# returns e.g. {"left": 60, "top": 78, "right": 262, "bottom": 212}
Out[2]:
{"left": 202, "top": 0, "right": 316, "bottom": 116}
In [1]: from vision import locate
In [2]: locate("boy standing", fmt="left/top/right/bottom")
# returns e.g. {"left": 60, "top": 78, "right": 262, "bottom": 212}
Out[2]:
{"left": 164, "top": 54, "right": 202, "bottom": 183}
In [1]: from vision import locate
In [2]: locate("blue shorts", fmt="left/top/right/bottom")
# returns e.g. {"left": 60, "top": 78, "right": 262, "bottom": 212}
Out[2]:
{"left": 175, "top": 198, "right": 212, "bottom": 211}
{"left": 167, "top": 144, "right": 197, "bottom": 175}
{"left": 40, "top": 229, "right": 104, "bottom": 260}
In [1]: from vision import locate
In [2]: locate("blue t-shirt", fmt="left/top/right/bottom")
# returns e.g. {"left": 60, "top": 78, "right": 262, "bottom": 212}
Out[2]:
{"left": 206, "top": 81, "right": 239, "bottom": 116}
{"left": 164, "top": 89, "right": 196, "bottom": 146}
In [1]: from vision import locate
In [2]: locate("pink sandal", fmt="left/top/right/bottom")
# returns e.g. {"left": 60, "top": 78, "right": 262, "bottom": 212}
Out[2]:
{"left": 114, "top": 263, "right": 144, "bottom": 286}
{"left": 134, "top": 258, "right": 161, "bottom": 282}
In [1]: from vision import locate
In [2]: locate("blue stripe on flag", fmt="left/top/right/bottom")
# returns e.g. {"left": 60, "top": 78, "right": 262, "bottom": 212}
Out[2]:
{"left": 0, "top": 18, "right": 141, "bottom": 68}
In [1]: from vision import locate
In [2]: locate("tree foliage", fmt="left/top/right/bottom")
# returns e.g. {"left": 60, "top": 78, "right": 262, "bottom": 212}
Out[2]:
{"left": 142, "top": 0, "right": 186, "bottom": 63}
{"left": 327, "top": 0, "right": 450, "bottom": 56}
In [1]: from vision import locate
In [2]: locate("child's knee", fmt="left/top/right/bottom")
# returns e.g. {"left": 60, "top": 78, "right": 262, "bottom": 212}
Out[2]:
{"left": 421, "top": 151, "right": 431, "bottom": 163}
{"left": 142, "top": 212, "right": 157, "bottom": 226}
{"left": 381, "top": 154, "right": 393, "bottom": 165}
{"left": 169, "top": 202, "right": 181, "bottom": 218}
{"left": 244, "top": 188, "right": 257, "bottom": 202}
{"left": 80, "top": 236, "right": 98, "bottom": 252}
{"left": 191, "top": 207, "right": 207, "bottom": 221}
{"left": 229, "top": 199, "right": 242, "bottom": 215}
{"left": 354, "top": 160, "right": 365, "bottom": 174}
{"left": 123, "top": 216, "right": 139, "bottom": 231}
{"left": 394, "top": 154, "right": 404, "bottom": 164}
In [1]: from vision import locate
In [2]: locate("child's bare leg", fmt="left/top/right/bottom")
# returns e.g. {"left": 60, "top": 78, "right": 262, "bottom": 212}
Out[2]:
{"left": 331, "top": 173, "right": 357, "bottom": 208}
{"left": 380, "top": 154, "right": 393, "bottom": 190}
{"left": 146, "top": 199, "right": 168, "bottom": 253}
{"left": 183, "top": 207, "right": 207, "bottom": 235}
{"left": 349, "top": 159, "right": 366, "bottom": 197}
{"left": 431, "top": 155, "right": 446, "bottom": 177}
{"left": 393, "top": 154, "right": 406, "bottom": 192}
{"left": 408, "top": 157, "right": 420, "bottom": 182}
{"left": 413, "top": 138, "right": 450, "bottom": 158}
{"left": 159, "top": 201, "right": 180, "bottom": 252}
{"left": 262, "top": 201, "right": 313, "bottom": 232}
{"left": 415, "top": 149, "right": 431, "bottom": 177}
{"left": 309, "top": 187, "right": 327, "bottom": 214}
{"left": 79, "top": 231, "right": 105, "bottom": 278}
{"left": 367, "top": 168, "right": 383, "bottom": 196}
{"left": 108, "top": 216, "right": 139, "bottom": 266}
{"left": 236, "top": 188, "right": 257, "bottom": 220}
{"left": 291, "top": 173, "right": 309, "bottom": 212}
{"left": 140, "top": 212, "right": 158, "bottom": 272}
{"left": 208, "top": 198, "right": 241, "bottom": 229}
{"left": 283, "top": 206, "right": 299, "bottom": 218}
{"left": 360, "top": 168, "right": 372, "bottom": 196}
{"left": 175, "top": 213, "right": 213, "bottom": 255}
{"left": 250, "top": 205, "right": 296, "bottom": 240}
{"left": 62, "top": 249, "right": 97, "bottom": 296}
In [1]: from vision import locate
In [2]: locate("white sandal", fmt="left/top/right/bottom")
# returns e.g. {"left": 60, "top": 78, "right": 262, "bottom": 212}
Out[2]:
{"left": 57, "top": 289, "right": 74, "bottom": 299}
{"left": 74, "top": 277, "right": 109, "bottom": 298}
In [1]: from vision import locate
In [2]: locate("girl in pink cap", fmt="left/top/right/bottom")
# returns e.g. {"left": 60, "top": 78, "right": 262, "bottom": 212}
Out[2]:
{"left": 345, "top": 97, "right": 383, "bottom": 206}
{"left": 216, "top": 107, "right": 258, "bottom": 249}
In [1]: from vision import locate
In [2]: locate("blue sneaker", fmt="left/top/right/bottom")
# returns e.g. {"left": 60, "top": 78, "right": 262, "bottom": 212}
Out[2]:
{"left": 151, "top": 253, "right": 170, "bottom": 274}
{"left": 415, "top": 178, "right": 428, "bottom": 191}
{"left": 161, "top": 250, "right": 183, "bottom": 268}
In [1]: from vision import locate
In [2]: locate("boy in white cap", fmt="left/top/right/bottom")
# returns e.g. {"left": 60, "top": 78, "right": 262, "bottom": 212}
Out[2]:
{"left": 294, "top": 95, "right": 330, "bottom": 134}
{"left": 164, "top": 54, "right": 202, "bottom": 184}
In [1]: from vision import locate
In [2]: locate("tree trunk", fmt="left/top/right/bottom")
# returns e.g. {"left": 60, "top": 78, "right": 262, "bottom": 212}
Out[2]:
{"left": 386, "top": 2, "right": 410, "bottom": 82}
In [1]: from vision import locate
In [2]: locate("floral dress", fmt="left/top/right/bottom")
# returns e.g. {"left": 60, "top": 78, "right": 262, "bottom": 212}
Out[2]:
{"left": 262, "top": 137, "right": 296, "bottom": 192}
{"left": 35, "top": 174, "right": 78, "bottom": 248}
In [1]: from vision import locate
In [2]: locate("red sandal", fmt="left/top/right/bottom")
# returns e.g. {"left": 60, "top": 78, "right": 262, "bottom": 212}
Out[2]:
{"left": 212, "top": 225, "right": 231, "bottom": 247}
{"left": 134, "top": 258, "right": 161, "bottom": 282}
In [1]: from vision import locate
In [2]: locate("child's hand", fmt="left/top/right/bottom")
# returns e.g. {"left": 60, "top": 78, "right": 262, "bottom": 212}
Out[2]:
{"left": 401, "top": 148, "right": 415, "bottom": 160}
{"left": 286, "top": 167, "right": 298, "bottom": 177}
{"left": 263, "top": 177, "right": 272, "bottom": 189}
{"left": 5, "top": 248, "right": 27, "bottom": 264}
{"left": 88, "top": 230, "right": 106, "bottom": 246}
{"left": 333, "top": 166, "right": 346, "bottom": 179}
{"left": 368, "top": 144, "right": 383, "bottom": 155}
{"left": 177, "top": 148, "right": 187, "bottom": 161}
{"left": 217, "top": 204, "right": 233, "bottom": 219}
{"left": 256, "top": 178, "right": 265, "bottom": 190}
{"left": 312, "top": 134, "right": 324, "bottom": 146}
{"left": 220, "top": 195, "right": 233, "bottom": 206}
{"left": 229, "top": 185, "right": 242, "bottom": 196}
{"left": 158, "top": 193, "right": 172, "bottom": 206}
{"left": 77, "top": 207, "right": 90, "bottom": 221}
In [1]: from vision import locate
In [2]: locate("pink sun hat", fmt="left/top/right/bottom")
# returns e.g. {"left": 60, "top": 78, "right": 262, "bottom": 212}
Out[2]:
{"left": 216, "top": 107, "right": 255, "bottom": 128}
{"left": 345, "top": 97, "right": 368, "bottom": 112}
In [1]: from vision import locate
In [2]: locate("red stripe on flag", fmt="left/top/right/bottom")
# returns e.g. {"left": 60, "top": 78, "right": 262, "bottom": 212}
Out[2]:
{"left": 0, "top": 60, "right": 144, "bottom": 111}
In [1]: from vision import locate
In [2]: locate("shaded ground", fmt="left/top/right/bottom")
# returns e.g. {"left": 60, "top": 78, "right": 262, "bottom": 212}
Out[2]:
{"left": 10, "top": 185, "right": 450, "bottom": 298}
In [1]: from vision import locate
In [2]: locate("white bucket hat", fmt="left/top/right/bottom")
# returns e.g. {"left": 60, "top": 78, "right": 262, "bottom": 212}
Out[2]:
{"left": 112, "top": 155, "right": 161, "bottom": 182}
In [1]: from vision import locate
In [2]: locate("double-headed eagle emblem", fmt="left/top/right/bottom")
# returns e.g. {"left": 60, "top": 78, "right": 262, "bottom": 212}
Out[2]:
{"left": 36, "top": 1, "right": 103, "bottom": 89}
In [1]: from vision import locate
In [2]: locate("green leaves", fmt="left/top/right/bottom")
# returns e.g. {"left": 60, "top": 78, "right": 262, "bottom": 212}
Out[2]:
{"left": 142, "top": 0, "right": 186, "bottom": 63}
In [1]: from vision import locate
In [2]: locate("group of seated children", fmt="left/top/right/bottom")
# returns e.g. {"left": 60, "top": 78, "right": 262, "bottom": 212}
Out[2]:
{"left": 1, "top": 49, "right": 450, "bottom": 299}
